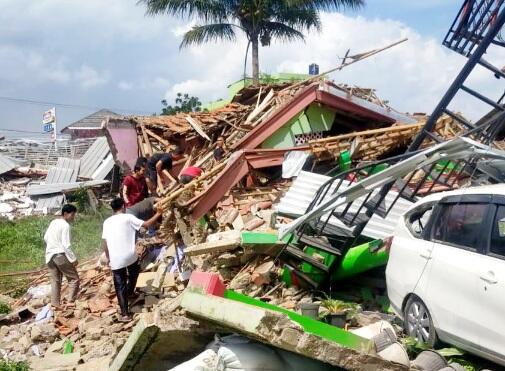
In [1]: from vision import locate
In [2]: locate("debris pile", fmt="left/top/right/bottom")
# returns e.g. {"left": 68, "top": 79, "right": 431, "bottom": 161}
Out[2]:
{"left": 0, "top": 177, "right": 34, "bottom": 219}
{"left": 1, "top": 78, "right": 498, "bottom": 370}
{"left": 0, "top": 137, "right": 114, "bottom": 217}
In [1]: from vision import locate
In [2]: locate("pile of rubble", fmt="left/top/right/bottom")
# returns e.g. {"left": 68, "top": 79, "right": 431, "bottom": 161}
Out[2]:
{"left": 0, "top": 136, "right": 113, "bottom": 218}
{"left": 2, "top": 78, "right": 498, "bottom": 370}
{"left": 0, "top": 177, "right": 35, "bottom": 219}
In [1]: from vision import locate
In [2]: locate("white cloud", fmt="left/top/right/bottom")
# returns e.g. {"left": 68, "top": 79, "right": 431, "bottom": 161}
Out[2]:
{"left": 74, "top": 65, "right": 109, "bottom": 89}
{"left": 165, "top": 13, "right": 503, "bottom": 121}
{"left": 118, "top": 80, "right": 133, "bottom": 91}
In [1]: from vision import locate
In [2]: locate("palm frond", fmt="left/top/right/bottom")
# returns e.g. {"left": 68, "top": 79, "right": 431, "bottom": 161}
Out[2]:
{"left": 273, "top": 7, "right": 321, "bottom": 32}
{"left": 139, "top": 0, "right": 230, "bottom": 23}
{"left": 286, "top": 0, "right": 365, "bottom": 11}
{"left": 180, "top": 23, "right": 238, "bottom": 49}
{"left": 262, "top": 22, "right": 305, "bottom": 42}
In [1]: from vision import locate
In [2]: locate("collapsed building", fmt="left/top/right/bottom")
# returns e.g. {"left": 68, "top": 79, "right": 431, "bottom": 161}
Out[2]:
{"left": 1, "top": 0, "right": 505, "bottom": 369}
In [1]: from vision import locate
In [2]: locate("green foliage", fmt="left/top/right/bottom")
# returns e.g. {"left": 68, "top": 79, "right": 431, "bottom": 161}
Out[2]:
{"left": 161, "top": 93, "right": 203, "bottom": 115}
{"left": 67, "top": 188, "right": 89, "bottom": 212}
{"left": 0, "top": 301, "right": 10, "bottom": 314}
{"left": 401, "top": 336, "right": 429, "bottom": 357}
{"left": 0, "top": 209, "right": 111, "bottom": 292}
{"left": 0, "top": 360, "right": 29, "bottom": 371}
{"left": 317, "top": 293, "right": 360, "bottom": 316}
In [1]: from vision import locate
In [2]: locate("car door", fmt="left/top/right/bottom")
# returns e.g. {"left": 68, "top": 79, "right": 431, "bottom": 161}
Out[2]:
{"left": 425, "top": 200, "right": 488, "bottom": 348}
{"left": 477, "top": 203, "right": 505, "bottom": 359}
{"left": 386, "top": 202, "right": 435, "bottom": 312}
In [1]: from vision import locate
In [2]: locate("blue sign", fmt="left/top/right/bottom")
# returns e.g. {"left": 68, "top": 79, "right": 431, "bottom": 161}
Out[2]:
{"left": 43, "top": 123, "right": 54, "bottom": 133}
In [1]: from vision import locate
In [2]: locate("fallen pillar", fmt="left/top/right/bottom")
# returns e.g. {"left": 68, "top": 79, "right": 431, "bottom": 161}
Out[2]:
{"left": 109, "top": 310, "right": 220, "bottom": 371}
{"left": 181, "top": 290, "right": 408, "bottom": 371}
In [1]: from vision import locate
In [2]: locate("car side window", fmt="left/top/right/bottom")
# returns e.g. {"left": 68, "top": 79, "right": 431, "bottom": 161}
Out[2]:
{"left": 405, "top": 204, "right": 434, "bottom": 238}
{"left": 490, "top": 205, "right": 505, "bottom": 258}
{"left": 431, "top": 203, "right": 488, "bottom": 251}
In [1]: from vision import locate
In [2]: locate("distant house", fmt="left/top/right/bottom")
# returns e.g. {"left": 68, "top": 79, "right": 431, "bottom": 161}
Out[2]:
{"left": 61, "top": 109, "right": 118, "bottom": 139}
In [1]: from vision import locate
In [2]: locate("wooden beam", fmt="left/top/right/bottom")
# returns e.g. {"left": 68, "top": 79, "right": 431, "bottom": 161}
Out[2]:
{"left": 140, "top": 125, "right": 153, "bottom": 155}
{"left": 186, "top": 116, "right": 211, "bottom": 141}
{"left": 145, "top": 128, "right": 169, "bottom": 147}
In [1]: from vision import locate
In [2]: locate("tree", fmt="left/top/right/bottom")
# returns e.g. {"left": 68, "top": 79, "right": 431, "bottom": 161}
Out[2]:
{"left": 140, "top": 0, "right": 365, "bottom": 83}
{"left": 161, "top": 93, "right": 203, "bottom": 115}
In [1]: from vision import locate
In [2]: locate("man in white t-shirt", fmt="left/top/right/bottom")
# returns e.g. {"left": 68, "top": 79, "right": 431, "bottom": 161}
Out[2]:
{"left": 44, "top": 204, "right": 80, "bottom": 307}
{"left": 102, "top": 197, "right": 163, "bottom": 322}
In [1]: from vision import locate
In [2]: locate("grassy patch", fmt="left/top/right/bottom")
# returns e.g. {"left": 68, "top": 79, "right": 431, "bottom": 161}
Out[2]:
{"left": 0, "top": 208, "right": 111, "bottom": 293}
{"left": 0, "top": 301, "right": 10, "bottom": 314}
{"left": 0, "top": 360, "right": 29, "bottom": 371}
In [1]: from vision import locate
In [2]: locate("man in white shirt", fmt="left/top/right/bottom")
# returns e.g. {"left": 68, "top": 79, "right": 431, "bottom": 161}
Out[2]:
{"left": 102, "top": 198, "right": 163, "bottom": 322}
{"left": 44, "top": 204, "right": 80, "bottom": 307}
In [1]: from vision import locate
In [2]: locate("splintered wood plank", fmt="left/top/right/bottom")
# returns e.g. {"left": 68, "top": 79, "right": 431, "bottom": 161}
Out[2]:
{"left": 186, "top": 116, "right": 211, "bottom": 141}
{"left": 140, "top": 125, "right": 153, "bottom": 155}
{"left": 145, "top": 128, "right": 169, "bottom": 146}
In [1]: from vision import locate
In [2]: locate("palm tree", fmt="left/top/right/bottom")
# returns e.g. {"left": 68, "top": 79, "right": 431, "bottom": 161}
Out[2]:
{"left": 140, "top": 0, "right": 365, "bottom": 83}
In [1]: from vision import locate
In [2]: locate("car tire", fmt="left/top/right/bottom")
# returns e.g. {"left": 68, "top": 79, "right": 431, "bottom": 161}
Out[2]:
{"left": 404, "top": 296, "right": 438, "bottom": 347}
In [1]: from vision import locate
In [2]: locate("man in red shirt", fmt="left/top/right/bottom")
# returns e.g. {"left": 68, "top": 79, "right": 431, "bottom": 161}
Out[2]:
{"left": 122, "top": 160, "right": 148, "bottom": 207}
{"left": 179, "top": 166, "right": 202, "bottom": 184}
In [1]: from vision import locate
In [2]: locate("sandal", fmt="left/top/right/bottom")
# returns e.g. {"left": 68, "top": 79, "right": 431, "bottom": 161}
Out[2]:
{"left": 118, "top": 314, "right": 133, "bottom": 323}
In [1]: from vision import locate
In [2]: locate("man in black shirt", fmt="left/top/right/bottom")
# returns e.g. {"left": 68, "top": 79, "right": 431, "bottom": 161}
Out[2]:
{"left": 146, "top": 146, "right": 183, "bottom": 194}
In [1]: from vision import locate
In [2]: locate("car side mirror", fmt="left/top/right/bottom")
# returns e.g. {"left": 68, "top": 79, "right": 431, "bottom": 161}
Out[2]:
{"left": 498, "top": 218, "right": 505, "bottom": 237}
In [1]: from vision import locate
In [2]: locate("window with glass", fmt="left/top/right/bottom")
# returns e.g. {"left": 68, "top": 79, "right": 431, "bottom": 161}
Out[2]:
{"left": 490, "top": 205, "right": 505, "bottom": 258}
{"left": 431, "top": 203, "right": 488, "bottom": 251}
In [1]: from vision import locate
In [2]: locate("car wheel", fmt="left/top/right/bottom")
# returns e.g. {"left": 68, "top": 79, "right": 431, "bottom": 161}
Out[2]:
{"left": 404, "top": 296, "right": 438, "bottom": 347}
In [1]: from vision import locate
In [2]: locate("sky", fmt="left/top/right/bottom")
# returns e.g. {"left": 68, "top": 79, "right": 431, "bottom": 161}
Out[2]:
{"left": 0, "top": 0, "right": 503, "bottom": 139}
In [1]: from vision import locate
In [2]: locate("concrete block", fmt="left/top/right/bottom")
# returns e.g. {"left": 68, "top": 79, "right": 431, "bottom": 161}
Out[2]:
{"left": 185, "top": 238, "right": 240, "bottom": 257}
{"left": 32, "top": 352, "right": 81, "bottom": 370}
{"left": 279, "top": 327, "right": 301, "bottom": 348}
{"left": 181, "top": 291, "right": 408, "bottom": 371}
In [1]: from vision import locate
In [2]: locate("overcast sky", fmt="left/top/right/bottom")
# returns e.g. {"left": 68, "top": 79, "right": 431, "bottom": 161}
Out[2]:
{"left": 0, "top": 0, "right": 503, "bottom": 139}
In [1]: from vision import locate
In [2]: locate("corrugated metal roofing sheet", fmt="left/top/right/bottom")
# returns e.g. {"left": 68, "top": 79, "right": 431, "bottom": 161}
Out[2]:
{"left": 79, "top": 137, "right": 113, "bottom": 179}
{"left": 63, "top": 109, "right": 117, "bottom": 129}
{"left": 276, "top": 170, "right": 413, "bottom": 240}
{"left": 35, "top": 157, "right": 80, "bottom": 212}
{"left": 0, "top": 154, "right": 18, "bottom": 175}
{"left": 27, "top": 180, "right": 108, "bottom": 196}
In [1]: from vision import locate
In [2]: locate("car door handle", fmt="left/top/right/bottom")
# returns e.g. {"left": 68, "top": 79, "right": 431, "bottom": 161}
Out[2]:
{"left": 420, "top": 253, "right": 432, "bottom": 260}
{"left": 480, "top": 275, "right": 498, "bottom": 284}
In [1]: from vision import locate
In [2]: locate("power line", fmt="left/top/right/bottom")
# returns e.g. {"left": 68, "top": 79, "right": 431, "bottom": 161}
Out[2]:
{"left": 0, "top": 128, "right": 47, "bottom": 134}
{"left": 0, "top": 95, "right": 154, "bottom": 115}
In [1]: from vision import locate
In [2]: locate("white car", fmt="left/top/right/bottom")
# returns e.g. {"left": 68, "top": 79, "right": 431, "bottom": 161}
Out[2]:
{"left": 386, "top": 184, "right": 505, "bottom": 366}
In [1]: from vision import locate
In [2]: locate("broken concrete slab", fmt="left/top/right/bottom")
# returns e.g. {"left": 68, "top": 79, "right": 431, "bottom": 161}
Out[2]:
{"left": 152, "top": 262, "right": 168, "bottom": 290}
{"left": 75, "top": 356, "right": 112, "bottom": 371}
{"left": 135, "top": 272, "right": 157, "bottom": 291}
{"left": 31, "top": 352, "right": 81, "bottom": 370}
{"left": 185, "top": 238, "right": 241, "bottom": 257}
{"left": 251, "top": 261, "right": 275, "bottom": 286}
{"left": 181, "top": 291, "right": 408, "bottom": 371}
{"left": 205, "top": 229, "right": 241, "bottom": 243}
{"left": 241, "top": 231, "right": 285, "bottom": 256}
{"left": 109, "top": 311, "right": 220, "bottom": 371}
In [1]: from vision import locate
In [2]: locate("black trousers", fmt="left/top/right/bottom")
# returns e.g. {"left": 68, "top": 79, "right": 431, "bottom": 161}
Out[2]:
{"left": 112, "top": 260, "right": 140, "bottom": 315}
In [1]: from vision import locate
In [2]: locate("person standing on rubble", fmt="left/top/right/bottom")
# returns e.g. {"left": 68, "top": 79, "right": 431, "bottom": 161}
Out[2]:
{"left": 146, "top": 146, "right": 184, "bottom": 195}
{"left": 44, "top": 203, "right": 80, "bottom": 309}
{"left": 122, "top": 157, "right": 148, "bottom": 208}
{"left": 213, "top": 136, "right": 228, "bottom": 162}
{"left": 102, "top": 198, "right": 163, "bottom": 322}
